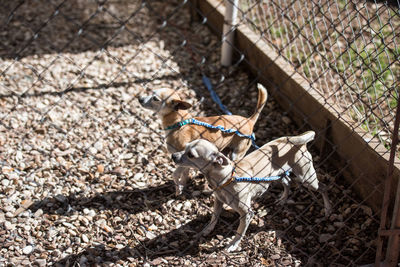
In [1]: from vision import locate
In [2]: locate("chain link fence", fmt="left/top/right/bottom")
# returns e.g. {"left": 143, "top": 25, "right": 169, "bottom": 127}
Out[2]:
{"left": 242, "top": 0, "right": 399, "bottom": 148}
{"left": 0, "top": 0, "right": 398, "bottom": 266}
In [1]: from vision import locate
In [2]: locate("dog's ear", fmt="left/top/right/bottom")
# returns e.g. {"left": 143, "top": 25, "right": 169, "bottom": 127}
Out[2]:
{"left": 170, "top": 99, "right": 192, "bottom": 110}
{"left": 212, "top": 152, "right": 229, "bottom": 166}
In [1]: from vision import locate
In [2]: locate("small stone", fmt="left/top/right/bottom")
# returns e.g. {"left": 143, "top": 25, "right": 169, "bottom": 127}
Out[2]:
{"left": 81, "top": 234, "right": 89, "bottom": 243}
{"left": 327, "top": 225, "right": 335, "bottom": 232}
{"left": 54, "top": 194, "right": 67, "bottom": 203}
{"left": 35, "top": 259, "right": 46, "bottom": 267}
{"left": 4, "top": 221, "right": 14, "bottom": 230}
{"left": 174, "top": 203, "right": 183, "bottom": 212}
{"left": 319, "top": 233, "right": 333, "bottom": 243}
{"left": 134, "top": 181, "right": 147, "bottom": 187}
{"left": 13, "top": 207, "right": 25, "bottom": 217}
{"left": 83, "top": 209, "right": 96, "bottom": 217}
{"left": 89, "top": 147, "right": 98, "bottom": 154}
{"left": 216, "top": 235, "right": 224, "bottom": 240}
{"left": 146, "top": 231, "right": 157, "bottom": 240}
{"left": 94, "top": 141, "right": 103, "bottom": 151}
{"left": 137, "top": 227, "right": 145, "bottom": 236}
{"left": 7, "top": 172, "right": 18, "bottom": 180}
{"left": 148, "top": 224, "right": 157, "bottom": 231}
{"left": 62, "top": 222, "right": 75, "bottom": 228}
{"left": 150, "top": 258, "right": 166, "bottom": 265}
{"left": 23, "top": 245, "right": 33, "bottom": 254}
{"left": 192, "top": 191, "right": 201, "bottom": 197}
{"left": 258, "top": 209, "right": 268, "bottom": 217}
{"left": 360, "top": 205, "right": 372, "bottom": 216}
{"left": 134, "top": 173, "right": 144, "bottom": 180}
{"left": 282, "top": 116, "right": 291, "bottom": 124}
{"left": 97, "top": 164, "right": 105, "bottom": 173}
{"left": 115, "top": 244, "right": 124, "bottom": 249}
{"left": 124, "top": 129, "right": 136, "bottom": 135}
{"left": 102, "top": 224, "right": 113, "bottom": 233}
{"left": 333, "top": 221, "right": 345, "bottom": 228}
{"left": 295, "top": 226, "right": 303, "bottom": 232}
{"left": 121, "top": 153, "right": 133, "bottom": 159}
{"left": 113, "top": 167, "right": 125, "bottom": 176}
{"left": 271, "top": 254, "right": 280, "bottom": 260}
{"left": 2, "top": 179, "right": 10, "bottom": 186}
{"left": 34, "top": 209, "right": 44, "bottom": 218}
{"left": 21, "top": 199, "right": 33, "bottom": 209}
{"left": 183, "top": 201, "right": 192, "bottom": 211}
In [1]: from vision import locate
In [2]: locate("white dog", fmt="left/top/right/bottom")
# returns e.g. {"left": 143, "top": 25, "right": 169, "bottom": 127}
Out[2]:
{"left": 172, "top": 132, "right": 331, "bottom": 251}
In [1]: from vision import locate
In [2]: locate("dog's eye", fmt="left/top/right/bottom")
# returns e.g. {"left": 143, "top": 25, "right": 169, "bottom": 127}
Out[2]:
{"left": 152, "top": 96, "right": 160, "bottom": 101}
{"left": 187, "top": 151, "right": 194, "bottom": 158}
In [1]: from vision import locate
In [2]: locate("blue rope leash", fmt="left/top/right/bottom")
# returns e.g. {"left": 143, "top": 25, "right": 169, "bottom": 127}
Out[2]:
{"left": 233, "top": 169, "right": 291, "bottom": 182}
{"left": 202, "top": 75, "right": 232, "bottom": 115}
{"left": 215, "top": 169, "right": 291, "bottom": 191}
{"left": 165, "top": 118, "right": 256, "bottom": 143}
{"left": 201, "top": 75, "right": 259, "bottom": 149}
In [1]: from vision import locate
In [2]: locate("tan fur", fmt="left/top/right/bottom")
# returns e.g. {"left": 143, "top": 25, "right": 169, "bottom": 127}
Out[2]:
{"left": 139, "top": 85, "right": 268, "bottom": 194}
{"left": 172, "top": 133, "right": 332, "bottom": 252}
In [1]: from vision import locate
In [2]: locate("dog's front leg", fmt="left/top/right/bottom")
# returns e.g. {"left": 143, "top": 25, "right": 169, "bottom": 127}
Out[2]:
{"left": 226, "top": 208, "right": 254, "bottom": 252}
{"left": 173, "top": 166, "right": 190, "bottom": 195}
{"left": 200, "top": 198, "right": 223, "bottom": 236}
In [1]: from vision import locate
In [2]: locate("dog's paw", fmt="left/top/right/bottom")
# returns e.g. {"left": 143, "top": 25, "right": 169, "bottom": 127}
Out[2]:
{"left": 324, "top": 206, "right": 333, "bottom": 218}
{"left": 225, "top": 243, "right": 240, "bottom": 252}
{"left": 175, "top": 184, "right": 184, "bottom": 196}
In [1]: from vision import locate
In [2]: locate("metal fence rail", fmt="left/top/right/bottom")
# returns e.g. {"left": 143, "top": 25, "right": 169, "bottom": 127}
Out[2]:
{"left": 0, "top": 0, "right": 398, "bottom": 266}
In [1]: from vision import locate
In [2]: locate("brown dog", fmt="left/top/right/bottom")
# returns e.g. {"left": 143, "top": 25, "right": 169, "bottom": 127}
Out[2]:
{"left": 139, "top": 85, "right": 267, "bottom": 194}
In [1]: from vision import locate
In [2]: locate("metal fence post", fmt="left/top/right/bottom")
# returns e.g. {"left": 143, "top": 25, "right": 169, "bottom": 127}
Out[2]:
{"left": 385, "top": 179, "right": 400, "bottom": 265}
{"left": 376, "top": 100, "right": 400, "bottom": 266}
{"left": 221, "top": 0, "right": 239, "bottom": 66}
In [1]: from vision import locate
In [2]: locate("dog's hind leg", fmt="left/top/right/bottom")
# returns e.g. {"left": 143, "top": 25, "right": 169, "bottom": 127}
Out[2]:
{"left": 276, "top": 181, "right": 290, "bottom": 205}
{"left": 293, "top": 155, "right": 332, "bottom": 217}
{"left": 303, "top": 179, "right": 332, "bottom": 217}
{"left": 317, "top": 182, "right": 332, "bottom": 217}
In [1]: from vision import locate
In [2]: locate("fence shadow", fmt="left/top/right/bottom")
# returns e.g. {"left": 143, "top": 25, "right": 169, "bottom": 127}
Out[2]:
{"left": 0, "top": 0, "right": 260, "bottom": 122}
{"left": 0, "top": 0, "right": 154, "bottom": 59}
{"left": 52, "top": 212, "right": 289, "bottom": 266}
{"left": 0, "top": 74, "right": 180, "bottom": 99}
{"left": 28, "top": 180, "right": 209, "bottom": 216}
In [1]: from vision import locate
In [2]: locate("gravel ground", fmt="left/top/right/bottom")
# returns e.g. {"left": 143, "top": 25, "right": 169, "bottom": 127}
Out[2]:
{"left": 0, "top": 0, "right": 379, "bottom": 266}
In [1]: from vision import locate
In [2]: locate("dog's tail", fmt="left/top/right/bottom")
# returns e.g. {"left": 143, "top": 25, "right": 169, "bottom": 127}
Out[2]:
{"left": 248, "top": 84, "right": 268, "bottom": 124}
{"left": 288, "top": 131, "right": 315, "bottom": 145}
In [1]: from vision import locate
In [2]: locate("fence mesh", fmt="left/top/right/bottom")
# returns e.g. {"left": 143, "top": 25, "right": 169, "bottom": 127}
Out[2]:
{"left": 0, "top": 0, "right": 398, "bottom": 266}
{"left": 242, "top": 0, "right": 399, "bottom": 148}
